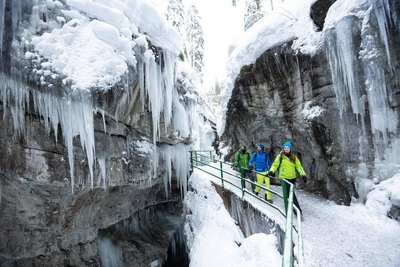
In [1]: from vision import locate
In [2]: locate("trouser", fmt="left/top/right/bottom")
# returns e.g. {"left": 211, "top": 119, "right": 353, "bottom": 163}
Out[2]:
{"left": 254, "top": 171, "right": 271, "bottom": 200}
{"left": 282, "top": 178, "right": 302, "bottom": 213}
{"left": 239, "top": 168, "right": 247, "bottom": 188}
{"left": 247, "top": 170, "right": 256, "bottom": 191}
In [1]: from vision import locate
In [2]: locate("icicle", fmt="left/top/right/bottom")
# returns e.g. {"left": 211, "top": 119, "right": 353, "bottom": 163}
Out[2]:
{"left": 138, "top": 56, "right": 146, "bottom": 112}
{"left": 101, "top": 109, "right": 107, "bottom": 134}
{"left": 163, "top": 51, "right": 175, "bottom": 131}
{"left": 139, "top": 49, "right": 164, "bottom": 145}
{"left": 172, "top": 91, "right": 189, "bottom": 137}
{"left": 97, "top": 233, "right": 125, "bottom": 266}
{"left": 161, "top": 143, "right": 190, "bottom": 198}
{"left": 94, "top": 108, "right": 107, "bottom": 134}
{"left": 324, "top": 0, "right": 400, "bottom": 186}
{"left": 360, "top": 5, "right": 398, "bottom": 160}
{"left": 151, "top": 142, "right": 158, "bottom": 186}
{"left": 137, "top": 47, "right": 179, "bottom": 144}
{"left": 97, "top": 156, "right": 107, "bottom": 190}
{"left": 11, "top": 0, "right": 21, "bottom": 33}
{"left": 325, "top": 17, "right": 363, "bottom": 120}
{"left": 0, "top": 74, "right": 27, "bottom": 138}
{"left": 372, "top": 0, "right": 390, "bottom": 67}
{"left": 0, "top": 0, "right": 5, "bottom": 53}
{"left": 174, "top": 143, "right": 190, "bottom": 198}
{"left": 161, "top": 145, "right": 173, "bottom": 197}
{"left": 152, "top": 57, "right": 163, "bottom": 143}
{"left": 370, "top": 0, "right": 397, "bottom": 70}
{"left": 0, "top": 74, "right": 96, "bottom": 193}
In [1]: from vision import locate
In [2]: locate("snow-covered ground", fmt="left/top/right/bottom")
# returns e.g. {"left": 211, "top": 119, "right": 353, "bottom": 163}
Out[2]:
{"left": 185, "top": 167, "right": 400, "bottom": 267}
{"left": 300, "top": 188, "right": 400, "bottom": 266}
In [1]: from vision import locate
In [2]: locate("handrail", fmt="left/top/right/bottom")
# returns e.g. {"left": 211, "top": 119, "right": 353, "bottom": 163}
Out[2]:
{"left": 188, "top": 150, "right": 304, "bottom": 267}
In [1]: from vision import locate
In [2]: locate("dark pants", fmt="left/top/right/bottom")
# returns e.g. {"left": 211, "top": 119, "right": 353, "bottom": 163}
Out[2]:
{"left": 282, "top": 178, "right": 302, "bottom": 214}
{"left": 240, "top": 168, "right": 247, "bottom": 188}
{"left": 247, "top": 170, "right": 256, "bottom": 191}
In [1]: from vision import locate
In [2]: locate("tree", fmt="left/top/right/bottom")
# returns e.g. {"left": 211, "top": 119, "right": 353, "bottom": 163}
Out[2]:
{"left": 244, "top": 0, "right": 265, "bottom": 31}
{"left": 213, "top": 79, "right": 222, "bottom": 106}
{"left": 201, "top": 79, "right": 222, "bottom": 120}
{"left": 165, "top": 0, "right": 186, "bottom": 37}
{"left": 186, "top": 4, "right": 205, "bottom": 83}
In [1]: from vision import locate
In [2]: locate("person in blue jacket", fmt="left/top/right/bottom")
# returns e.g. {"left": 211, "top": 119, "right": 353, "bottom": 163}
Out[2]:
{"left": 249, "top": 144, "right": 273, "bottom": 202}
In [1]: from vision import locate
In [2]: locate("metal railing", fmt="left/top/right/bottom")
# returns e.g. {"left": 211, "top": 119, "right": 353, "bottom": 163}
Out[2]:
{"left": 189, "top": 150, "right": 304, "bottom": 267}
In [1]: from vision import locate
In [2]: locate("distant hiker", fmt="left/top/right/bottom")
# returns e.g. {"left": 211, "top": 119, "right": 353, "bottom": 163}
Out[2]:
{"left": 234, "top": 145, "right": 251, "bottom": 188}
{"left": 249, "top": 144, "right": 272, "bottom": 203}
{"left": 268, "top": 140, "right": 307, "bottom": 215}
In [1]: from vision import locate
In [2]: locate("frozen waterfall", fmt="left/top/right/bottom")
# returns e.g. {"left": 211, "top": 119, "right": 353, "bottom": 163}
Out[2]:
{"left": 324, "top": 0, "right": 400, "bottom": 189}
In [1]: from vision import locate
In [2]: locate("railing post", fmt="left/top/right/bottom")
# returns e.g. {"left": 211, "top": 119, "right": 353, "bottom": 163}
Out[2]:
{"left": 282, "top": 179, "right": 288, "bottom": 215}
{"left": 239, "top": 166, "right": 245, "bottom": 194}
{"left": 283, "top": 184, "right": 294, "bottom": 267}
{"left": 220, "top": 161, "right": 224, "bottom": 187}
{"left": 189, "top": 151, "right": 193, "bottom": 172}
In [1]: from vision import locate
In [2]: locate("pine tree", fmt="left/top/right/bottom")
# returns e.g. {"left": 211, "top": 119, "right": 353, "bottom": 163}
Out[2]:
{"left": 165, "top": 0, "right": 186, "bottom": 37}
{"left": 186, "top": 4, "right": 205, "bottom": 83}
{"left": 202, "top": 79, "right": 222, "bottom": 119}
{"left": 213, "top": 79, "right": 222, "bottom": 106}
{"left": 244, "top": 0, "right": 264, "bottom": 31}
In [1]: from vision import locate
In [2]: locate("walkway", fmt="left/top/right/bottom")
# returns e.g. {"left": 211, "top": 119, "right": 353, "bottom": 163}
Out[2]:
{"left": 192, "top": 159, "right": 400, "bottom": 267}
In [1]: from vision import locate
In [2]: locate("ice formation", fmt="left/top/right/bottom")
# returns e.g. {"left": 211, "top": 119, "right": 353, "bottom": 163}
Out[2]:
{"left": 0, "top": 0, "right": 211, "bottom": 195}
{"left": 324, "top": 0, "right": 399, "bottom": 166}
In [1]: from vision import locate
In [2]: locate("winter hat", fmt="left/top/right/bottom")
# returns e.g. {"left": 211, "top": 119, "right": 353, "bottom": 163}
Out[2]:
{"left": 240, "top": 145, "right": 246, "bottom": 149}
{"left": 282, "top": 141, "right": 293, "bottom": 151}
{"left": 258, "top": 144, "right": 265, "bottom": 151}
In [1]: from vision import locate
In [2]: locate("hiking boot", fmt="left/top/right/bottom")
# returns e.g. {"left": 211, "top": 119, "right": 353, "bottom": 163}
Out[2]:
{"left": 266, "top": 199, "right": 273, "bottom": 204}
{"left": 253, "top": 191, "right": 259, "bottom": 196}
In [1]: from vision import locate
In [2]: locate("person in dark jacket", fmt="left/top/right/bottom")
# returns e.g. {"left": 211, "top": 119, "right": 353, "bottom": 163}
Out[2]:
{"left": 234, "top": 145, "right": 251, "bottom": 188}
{"left": 249, "top": 144, "right": 272, "bottom": 202}
{"left": 268, "top": 140, "right": 307, "bottom": 215}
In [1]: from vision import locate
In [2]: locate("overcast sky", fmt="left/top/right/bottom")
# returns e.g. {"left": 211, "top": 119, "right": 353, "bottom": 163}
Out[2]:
{"left": 190, "top": 0, "right": 244, "bottom": 90}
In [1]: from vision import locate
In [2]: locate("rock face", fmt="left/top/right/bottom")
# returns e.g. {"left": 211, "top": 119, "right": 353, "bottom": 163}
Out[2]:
{"left": 211, "top": 183, "right": 285, "bottom": 253}
{"left": 221, "top": 0, "right": 400, "bottom": 207}
{"left": 0, "top": 0, "right": 195, "bottom": 265}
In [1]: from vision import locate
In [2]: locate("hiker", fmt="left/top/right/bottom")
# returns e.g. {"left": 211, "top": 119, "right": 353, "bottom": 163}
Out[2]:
{"left": 248, "top": 144, "right": 272, "bottom": 203}
{"left": 268, "top": 140, "right": 307, "bottom": 215}
{"left": 234, "top": 145, "right": 251, "bottom": 188}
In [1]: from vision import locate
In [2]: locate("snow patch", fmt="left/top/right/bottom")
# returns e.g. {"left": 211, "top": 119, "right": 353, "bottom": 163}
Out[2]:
{"left": 301, "top": 101, "right": 324, "bottom": 120}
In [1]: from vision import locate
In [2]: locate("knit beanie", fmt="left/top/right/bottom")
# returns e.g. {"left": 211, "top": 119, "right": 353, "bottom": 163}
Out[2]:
{"left": 282, "top": 141, "right": 293, "bottom": 151}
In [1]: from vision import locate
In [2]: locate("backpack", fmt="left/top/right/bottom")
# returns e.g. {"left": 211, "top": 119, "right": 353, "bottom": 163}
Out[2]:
{"left": 252, "top": 151, "right": 272, "bottom": 170}
{"left": 253, "top": 151, "right": 283, "bottom": 172}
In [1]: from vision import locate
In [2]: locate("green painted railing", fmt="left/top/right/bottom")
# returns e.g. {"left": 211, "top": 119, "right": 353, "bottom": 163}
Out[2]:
{"left": 189, "top": 150, "right": 304, "bottom": 267}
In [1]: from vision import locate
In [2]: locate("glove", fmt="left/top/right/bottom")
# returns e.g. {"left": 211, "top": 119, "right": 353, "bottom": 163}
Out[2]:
{"left": 234, "top": 163, "right": 238, "bottom": 167}
{"left": 248, "top": 166, "right": 254, "bottom": 171}
{"left": 302, "top": 176, "right": 307, "bottom": 183}
{"left": 268, "top": 171, "right": 274, "bottom": 177}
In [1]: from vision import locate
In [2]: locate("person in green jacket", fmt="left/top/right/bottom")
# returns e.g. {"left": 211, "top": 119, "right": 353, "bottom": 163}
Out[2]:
{"left": 234, "top": 145, "right": 251, "bottom": 188}
{"left": 268, "top": 141, "right": 307, "bottom": 215}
